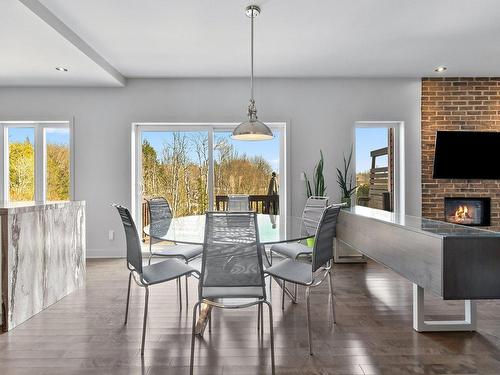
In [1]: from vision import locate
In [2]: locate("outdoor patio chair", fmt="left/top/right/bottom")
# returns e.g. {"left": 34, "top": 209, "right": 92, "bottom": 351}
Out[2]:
{"left": 227, "top": 194, "right": 250, "bottom": 211}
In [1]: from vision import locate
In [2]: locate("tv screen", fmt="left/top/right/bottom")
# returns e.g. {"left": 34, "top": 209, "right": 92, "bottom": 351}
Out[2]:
{"left": 433, "top": 131, "right": 500, "bottom": 179}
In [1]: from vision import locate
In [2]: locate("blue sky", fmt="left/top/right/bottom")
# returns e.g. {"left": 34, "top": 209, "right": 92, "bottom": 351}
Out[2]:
{"left": 355, "top": 128, "right": 388, "bottom": 173}
{"left": 46, "top": 128, "right": 70, "bottom": 145}
{"left": 142, "top": 130, "right": 280, "bottom": 172}
{"left": 8, "top": 128, "right": 34, "bottom": 144}
{"left": 8, "top": 127, "right": 69, "bottom": 145}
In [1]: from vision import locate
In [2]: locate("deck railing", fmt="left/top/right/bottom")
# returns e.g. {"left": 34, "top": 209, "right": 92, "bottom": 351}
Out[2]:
{"left": 368, "top": 146, "right": 392, "bottom": 212}
{"left": 215, "top": 195, "right": 279, "bottom": 215}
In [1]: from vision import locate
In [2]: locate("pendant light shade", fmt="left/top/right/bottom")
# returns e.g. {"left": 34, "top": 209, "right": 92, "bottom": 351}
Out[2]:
{"left": 232, "top": 100, "right": 274, "bottom": 140}
{"left": 232, "top": 5, "right": 273, "bottom": 141}
{"left": 232, "top": 120, "right": 274, "bottom": 140}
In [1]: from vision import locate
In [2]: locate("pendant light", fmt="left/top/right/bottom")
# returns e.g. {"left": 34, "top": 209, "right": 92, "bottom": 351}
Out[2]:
{"left": 232, "top": 5, "right": 273, "bottom": 141}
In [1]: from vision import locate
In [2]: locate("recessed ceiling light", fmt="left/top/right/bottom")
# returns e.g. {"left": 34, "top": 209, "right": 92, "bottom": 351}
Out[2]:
{"left": 55, "top": 67, "right": 68, "bottom": 72}
{"left": 434, "top": 66, "right": 447, "bottom": 73}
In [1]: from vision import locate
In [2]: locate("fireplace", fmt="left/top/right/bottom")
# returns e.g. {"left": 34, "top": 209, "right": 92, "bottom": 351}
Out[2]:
{"left": 444, "top": 197, "right": 491, "bottom": 226}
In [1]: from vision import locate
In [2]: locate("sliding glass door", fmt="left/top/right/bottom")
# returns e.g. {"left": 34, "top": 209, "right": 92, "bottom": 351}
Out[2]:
{"left": 133, "top": 123, "right": 286, "bottom": 229}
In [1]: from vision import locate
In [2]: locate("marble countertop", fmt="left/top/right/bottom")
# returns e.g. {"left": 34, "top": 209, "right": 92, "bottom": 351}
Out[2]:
{"left": 0, "top": 201, "right": 85, "bottom": 214}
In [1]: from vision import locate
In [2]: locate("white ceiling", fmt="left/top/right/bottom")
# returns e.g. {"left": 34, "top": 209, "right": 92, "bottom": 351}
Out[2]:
{"left": 0, "top": 0, "right": 122, "bottom": 86}
{"left": 3, "top": 0, "right": 500, "bottom": 86}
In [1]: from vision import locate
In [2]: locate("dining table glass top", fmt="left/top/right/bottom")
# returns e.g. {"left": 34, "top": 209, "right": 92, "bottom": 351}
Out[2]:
{"left": 143, "top": 214, "right": 312, "bottom": 245}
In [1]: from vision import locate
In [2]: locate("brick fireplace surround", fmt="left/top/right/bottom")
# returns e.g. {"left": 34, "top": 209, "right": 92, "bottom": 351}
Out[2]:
{"left": 421, "top": 77, "right": 500, "bottom": 231}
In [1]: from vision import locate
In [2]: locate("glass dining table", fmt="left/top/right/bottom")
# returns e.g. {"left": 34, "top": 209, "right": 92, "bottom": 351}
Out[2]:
{"left": 143, "top": 213, "right": 312, "bottom": 335}
{"left": 143, "top": 213, "right": 312, "bottom": 246}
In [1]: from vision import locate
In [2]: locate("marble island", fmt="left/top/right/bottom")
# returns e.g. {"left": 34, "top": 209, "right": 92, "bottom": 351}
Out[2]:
{"left": 0, "top": 201, "right": 85, "bottom": 331}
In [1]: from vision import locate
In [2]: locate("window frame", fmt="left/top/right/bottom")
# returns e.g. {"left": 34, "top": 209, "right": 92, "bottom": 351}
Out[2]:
{"left": 0, "top": 120, "right": 74, "bottom": 202}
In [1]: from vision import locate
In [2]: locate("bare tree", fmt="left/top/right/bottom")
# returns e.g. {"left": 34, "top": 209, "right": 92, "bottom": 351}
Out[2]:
{"left": 192, "top": 133, "right": 209, "bottom": 213}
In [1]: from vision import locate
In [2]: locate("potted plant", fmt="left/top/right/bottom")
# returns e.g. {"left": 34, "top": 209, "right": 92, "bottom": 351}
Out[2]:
{"left": 303, "top": 150, "right": 326, "bottom": 247}
{"left": 336, "top": 146, "right": 356, "bottom": 207}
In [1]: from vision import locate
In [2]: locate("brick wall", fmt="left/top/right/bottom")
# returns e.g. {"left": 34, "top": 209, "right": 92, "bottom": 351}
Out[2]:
{"left": 421, "top": 77, "right": 500, "bottom": 231}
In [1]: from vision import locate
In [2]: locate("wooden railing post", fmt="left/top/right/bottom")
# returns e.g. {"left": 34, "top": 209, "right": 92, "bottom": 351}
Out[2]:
{"left": 142, "top": 199, "right": 150, "bottom": 242}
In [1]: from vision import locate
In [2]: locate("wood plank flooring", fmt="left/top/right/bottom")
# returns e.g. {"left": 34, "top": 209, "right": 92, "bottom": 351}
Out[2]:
{"left": 1, "top": 259, "right": 500, "bottom": 374}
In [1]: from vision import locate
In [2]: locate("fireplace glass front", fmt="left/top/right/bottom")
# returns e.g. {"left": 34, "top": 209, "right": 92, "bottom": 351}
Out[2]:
{"left": 444, "top": 197, "right": 491, "bottom": 226}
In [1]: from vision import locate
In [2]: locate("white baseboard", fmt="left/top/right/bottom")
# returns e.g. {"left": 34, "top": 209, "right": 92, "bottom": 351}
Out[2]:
{"left": 86, "top": 248, "right": 125, "bottom": 258}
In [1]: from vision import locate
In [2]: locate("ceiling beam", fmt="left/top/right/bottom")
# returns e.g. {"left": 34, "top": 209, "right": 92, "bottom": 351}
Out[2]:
{"left": 18, "top": 0, "right": 126, "bottom": 86}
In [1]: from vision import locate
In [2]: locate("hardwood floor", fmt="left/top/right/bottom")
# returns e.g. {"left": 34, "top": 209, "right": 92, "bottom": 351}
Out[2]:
{"left": 2, "top": 259, "right": 500, "bottom": 374}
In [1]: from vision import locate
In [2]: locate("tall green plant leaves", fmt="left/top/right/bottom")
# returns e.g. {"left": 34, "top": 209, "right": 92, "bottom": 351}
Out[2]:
{"left": 304, "top": 173, "right": 313, "bottom": 198}
{"left": 304, "top": 150, "right": 326, "bottom": 198}
{"left": 314, "top": 150, "right": 326, "bottom": 196}
{"left": 336, "top": 145, "right": 356, "bottom": 199}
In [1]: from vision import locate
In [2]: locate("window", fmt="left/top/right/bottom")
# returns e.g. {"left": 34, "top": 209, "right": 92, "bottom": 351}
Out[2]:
{"left": 133, "top": 123, "right": 286, "bottom": 228}
{"left": 8, "top": 127, "right": 35, "bottom": 201}
{"left": 44, "top": 127, "right": 71, "bottom": 201}
{"left": 1, "top": 122, "right": 73, "bottom": 202}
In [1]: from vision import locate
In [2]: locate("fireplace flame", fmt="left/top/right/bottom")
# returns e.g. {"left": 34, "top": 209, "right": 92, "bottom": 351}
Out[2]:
{"left": 454, "top": 205, "right": 471, "bottom": 222}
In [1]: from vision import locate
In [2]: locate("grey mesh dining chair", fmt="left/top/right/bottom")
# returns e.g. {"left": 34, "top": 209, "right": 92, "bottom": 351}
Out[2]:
{"left": 190, "top": 211, "right": 275, "bottom": 375}
{"left": 270, "top": 196, "right": 329, "bottom": 261}
{"left": 265, "top": 204, "right": 341, "bottom": 356}
{"left": 269, "top": 196, "right": 329, "bottom": 307}
{"left": 227, "top": 194, "right": 250, "bottom": 211}
{"left": 113, "top": 204, "right": 199, "bottom": 355}
{"left": 147, "top": 197, "right": 203, "bottom": 309}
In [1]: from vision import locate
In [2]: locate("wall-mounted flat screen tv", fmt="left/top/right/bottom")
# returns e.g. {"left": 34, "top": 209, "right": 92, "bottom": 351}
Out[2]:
{"left": 433, "top": 131, "right": 500, "bottom": 179}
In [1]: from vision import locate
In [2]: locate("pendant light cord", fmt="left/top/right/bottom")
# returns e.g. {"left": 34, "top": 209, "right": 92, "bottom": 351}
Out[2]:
{"left": 250, "top": 7, "right": 254, "bottom": 102}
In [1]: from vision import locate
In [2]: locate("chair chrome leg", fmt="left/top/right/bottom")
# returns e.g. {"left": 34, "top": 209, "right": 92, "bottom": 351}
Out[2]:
{"left": 185, "top": 275, "right": 189, "bottom": 308}
{"left": 305, "top": 287, "right": 313, "bottom": 356}
{"left": 125, "top": 272, "right": 132, "bottom": 325}
{"left": 257, "top": 304, "right": 261, "bottom": 332}
{"left": 148, "top": 241, "right": 153, "bottom": 265}
{"left": 294, "top": 283, "right": 298, "bottom": 303}
{"left": 190, "top": 302, "right": 200, "bottom": 375}
{"left": 208, "top": 308, "right": 212, "bottom": 333}
{"left": 264, "top": 301, "right": 275, "bottom": 375}
{"left": 282, "top": 281, "right": 285, "bottom": 310}
{"left": 178, "top": 277, "right": 182, "bottom": 311}
{"left": 328, "top": 270, "right": 336, "bottom": 324}
{"left": 141, "top": 287, "right": 149, "bottom": 356}
{"left": 257, "top": 303, "right": 264, "bottom": 337}
{"left": 260, "top": 302, "right": 264, "bottom": 337}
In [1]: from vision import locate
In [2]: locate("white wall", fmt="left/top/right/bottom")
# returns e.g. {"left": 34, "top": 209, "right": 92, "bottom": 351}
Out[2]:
{"left": 0, "top": 78, "right": 421, "bottom": 257}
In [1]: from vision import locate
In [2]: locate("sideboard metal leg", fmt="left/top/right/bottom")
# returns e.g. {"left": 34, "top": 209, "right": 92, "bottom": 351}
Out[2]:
{"left": 333, "top": 238, "right": 366, "bottom": 264}
{"left": 413, "top": 283, "right": 477, "bottom": 332}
